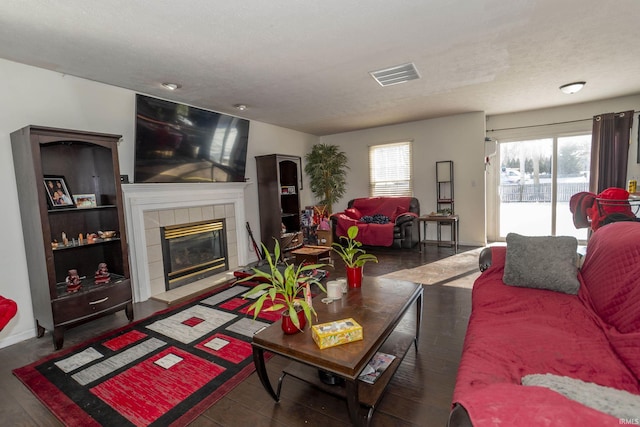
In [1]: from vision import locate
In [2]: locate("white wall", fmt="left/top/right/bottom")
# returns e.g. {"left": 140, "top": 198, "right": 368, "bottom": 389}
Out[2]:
{"left": 320, "top": 112, "right": 487, "bottom": 247}
{"left": 0, "top": 58, "right": 318, "bottom": 348}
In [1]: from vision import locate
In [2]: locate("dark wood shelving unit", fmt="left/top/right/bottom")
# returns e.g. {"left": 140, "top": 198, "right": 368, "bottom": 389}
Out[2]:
{"left": 11, "top": 125, "right": 133, "bottom": 349}
{"left": 255, "top": 154, "right": 303, "bottom": 253}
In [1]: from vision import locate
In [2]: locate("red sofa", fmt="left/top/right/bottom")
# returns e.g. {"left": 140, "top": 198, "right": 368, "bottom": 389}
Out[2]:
{"left": 450, "top": 222, "right": 640, "bottom": 426}
{"left": 331, "top": 197, "right": 419, "bottom": 248}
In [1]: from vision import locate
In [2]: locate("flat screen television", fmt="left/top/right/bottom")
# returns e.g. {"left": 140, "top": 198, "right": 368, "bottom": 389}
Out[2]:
{"left": 134, "top": 94, "right": 250, "bottom": 183}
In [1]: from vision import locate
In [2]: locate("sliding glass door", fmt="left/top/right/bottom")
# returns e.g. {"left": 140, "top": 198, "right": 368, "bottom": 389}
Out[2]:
{"left": 555, "top": 135, "right": 591, "bottom": 238}
{"left": 492, "top": 134, "right": 591, "bottom": 242}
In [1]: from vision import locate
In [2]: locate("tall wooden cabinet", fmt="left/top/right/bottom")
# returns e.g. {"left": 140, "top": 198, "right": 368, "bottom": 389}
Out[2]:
{"left": 11, "top": 126, "right": 133, "bottom": 349}
{"left": 255, "top": 154, "right": 303, "bottom": 254}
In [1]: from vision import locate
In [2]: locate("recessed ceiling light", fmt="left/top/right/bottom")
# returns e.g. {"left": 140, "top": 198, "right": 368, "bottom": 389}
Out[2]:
{"left": 234, "top": 104, "right": 247, "bottom": 111}
{"left": 559, "top": 81, "right": 586, "bottom": 94}
{"left": 161, "top": 82, "right": 181, "bottom": 91}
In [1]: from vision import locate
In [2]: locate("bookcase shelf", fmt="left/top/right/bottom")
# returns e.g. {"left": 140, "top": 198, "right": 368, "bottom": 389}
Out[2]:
{"left": 11, "top": 125, "right": 133, "bottom": 349}
{"left": 256, "top": 154, "right": 303, "bottom": 253}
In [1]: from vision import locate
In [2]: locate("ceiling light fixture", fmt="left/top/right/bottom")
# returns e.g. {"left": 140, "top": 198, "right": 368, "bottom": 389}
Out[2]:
{"left": 559, "top": 81, "right": 586, "bottom": 94}
{"left": 161, "top": 82, "right": 181, "bottom": 91}
{"left": 234, "top": 104, "right": 247, "bottom": 111}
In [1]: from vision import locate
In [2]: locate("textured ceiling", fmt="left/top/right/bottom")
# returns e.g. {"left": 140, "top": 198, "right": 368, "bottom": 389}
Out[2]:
{"left": 1, "top": 0, "right": 639, "bottom": 136}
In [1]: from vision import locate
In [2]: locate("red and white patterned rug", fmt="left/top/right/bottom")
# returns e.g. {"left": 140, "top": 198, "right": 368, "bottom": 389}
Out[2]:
{"left": 13, "top": 282, "right": 275, "bottom": 426}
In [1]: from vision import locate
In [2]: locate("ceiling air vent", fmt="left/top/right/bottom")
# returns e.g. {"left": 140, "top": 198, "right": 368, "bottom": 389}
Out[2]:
{"left": 370, "top": 63, "right": 420, "bottom": 87}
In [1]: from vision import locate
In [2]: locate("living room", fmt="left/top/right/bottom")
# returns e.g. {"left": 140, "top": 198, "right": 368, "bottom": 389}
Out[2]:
{"left": 3, "top": 56, "right": 638, "bottom": 345}
{"left": 1, "top": 2, "right": 640, "bottom": 425}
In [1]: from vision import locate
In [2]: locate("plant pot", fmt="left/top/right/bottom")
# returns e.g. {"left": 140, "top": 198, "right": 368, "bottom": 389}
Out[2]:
{"left": 346, "top": 266, "right": 363, "bottom": 288}
{"left": 281, "top": 308, "right": 306, "bottom": 334}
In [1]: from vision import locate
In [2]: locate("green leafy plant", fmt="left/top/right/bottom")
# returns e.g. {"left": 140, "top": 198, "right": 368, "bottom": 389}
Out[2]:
{"left": 304, "top": 143, "right": 349, "bottom": 215}
{"left": 331, "top": 225, "right": 378, "bottom": 268}
{"left": 240, "top": 240, "right": 326, "bottom": 330}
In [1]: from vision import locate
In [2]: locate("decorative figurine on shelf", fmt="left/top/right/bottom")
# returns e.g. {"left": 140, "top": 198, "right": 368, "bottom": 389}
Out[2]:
{"left": 65, "top": 269, "right": 82, "bottom": 293}
{"left": 94, "top": 262, "right": 111, "bottom": 285}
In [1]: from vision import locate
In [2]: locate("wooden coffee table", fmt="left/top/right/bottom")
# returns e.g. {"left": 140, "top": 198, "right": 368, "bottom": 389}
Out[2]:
{"left": 252, "top": 277, "right": 423, "bottom": 426}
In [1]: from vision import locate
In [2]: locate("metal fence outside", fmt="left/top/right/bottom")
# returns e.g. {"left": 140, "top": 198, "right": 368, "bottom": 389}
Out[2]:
{"left": 500, "top": 182, "right": 589, "bottom": 203}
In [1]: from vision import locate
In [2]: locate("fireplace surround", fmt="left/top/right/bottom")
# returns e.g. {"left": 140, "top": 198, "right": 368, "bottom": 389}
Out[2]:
{"left": 122, "top": 183, "right": 250, "bottom": 302}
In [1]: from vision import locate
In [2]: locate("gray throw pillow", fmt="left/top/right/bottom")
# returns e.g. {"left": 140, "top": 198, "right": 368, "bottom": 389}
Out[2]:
{"left": 503, "top": 233, "right": 579, "bottom": 294}
{"left": 522, "top": 373, "right": 640, "bottom": 420}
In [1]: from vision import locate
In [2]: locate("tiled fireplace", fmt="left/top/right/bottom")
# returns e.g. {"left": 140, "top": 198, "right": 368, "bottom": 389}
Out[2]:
{"left": 122, "top": 183, "right": 250, "bottom": 302}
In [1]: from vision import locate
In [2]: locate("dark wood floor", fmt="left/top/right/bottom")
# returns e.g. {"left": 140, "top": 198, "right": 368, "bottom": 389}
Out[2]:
{"left": 0, "top": 244, "right": 477, "bottom": 426}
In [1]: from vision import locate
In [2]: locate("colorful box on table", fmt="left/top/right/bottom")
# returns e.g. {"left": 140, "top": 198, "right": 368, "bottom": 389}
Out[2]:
{"left": 311, "top": 318, "right": 363, "bottom": 349}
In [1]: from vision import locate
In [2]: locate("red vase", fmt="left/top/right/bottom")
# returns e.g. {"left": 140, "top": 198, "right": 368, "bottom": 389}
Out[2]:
{"left": 281, "top": 308, "right": 306, "bottom": 334}
{"left": 346, "top": 266, "right": 363, "bottom": 288}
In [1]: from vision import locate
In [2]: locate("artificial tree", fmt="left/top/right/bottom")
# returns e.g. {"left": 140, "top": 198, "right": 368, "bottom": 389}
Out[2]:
{"left": 304, "top": 143, "right": 349, "bottom": 214}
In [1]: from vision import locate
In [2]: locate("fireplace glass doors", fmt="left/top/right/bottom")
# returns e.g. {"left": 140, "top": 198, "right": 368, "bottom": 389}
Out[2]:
{"left": 161, "top": 220, "right": 228, "bottom": 290}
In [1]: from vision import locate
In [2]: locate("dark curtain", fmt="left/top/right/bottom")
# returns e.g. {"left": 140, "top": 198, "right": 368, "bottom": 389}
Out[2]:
{"left": 589, "top": 110, "right": 634, "bottom": 193}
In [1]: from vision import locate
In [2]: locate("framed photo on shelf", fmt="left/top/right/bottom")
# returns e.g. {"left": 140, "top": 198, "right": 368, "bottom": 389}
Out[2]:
{"left": 73, "top": 193, "right": 97, "bottom": 208}
{"left": 43, "top": 175, "right": 76, "bottom": 208}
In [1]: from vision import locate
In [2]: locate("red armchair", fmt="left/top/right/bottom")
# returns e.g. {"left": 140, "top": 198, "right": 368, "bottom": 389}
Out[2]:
{"left": 331, "top": 197, "right": 420, "bottom": 248}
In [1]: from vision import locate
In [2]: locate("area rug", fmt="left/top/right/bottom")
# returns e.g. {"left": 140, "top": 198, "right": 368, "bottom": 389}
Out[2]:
{"left": 13, "top": 282, "right": 276, "bottom": 427}
{"left": 380, "top": 247, "right": 485, "bottom": 288}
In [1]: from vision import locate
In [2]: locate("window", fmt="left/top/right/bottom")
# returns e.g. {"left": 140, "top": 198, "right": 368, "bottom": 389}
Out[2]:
{"left": 490, "top": 134, "right": 591, "bottom": 242}
{"left": 369, "top": 141, "right": 412, "bottom": 197}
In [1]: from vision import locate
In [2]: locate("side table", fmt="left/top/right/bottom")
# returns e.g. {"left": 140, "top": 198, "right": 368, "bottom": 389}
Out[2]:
{"left": 418, "top": 214, "right": 459, "bottom": 253}
{"left": 291, "top": 245, "right": 332, "bottom": 264}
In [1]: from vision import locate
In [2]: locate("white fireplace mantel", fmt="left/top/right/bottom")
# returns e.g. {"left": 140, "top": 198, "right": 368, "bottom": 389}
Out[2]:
{"left": 122, "top": 182, "right": 250, "bottom": 302}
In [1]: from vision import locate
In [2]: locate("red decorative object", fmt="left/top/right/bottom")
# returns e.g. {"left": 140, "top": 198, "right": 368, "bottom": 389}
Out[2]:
{"left": 569, "top": 187, "right": 635, "bottom": 231}
{"left": 281, "top": 309, "right": 306, "bottom": 334}
{"left": 65, "top": 269, "right": 82, "bottom": 293}
{"left": 94, "top": 262, "right": 111, "bottom": 285}
{"left": 0, "top": 296, "right": 17, "bottom": 331}
{"left": 346, "top": 266, "right": 363, "bottom": 288}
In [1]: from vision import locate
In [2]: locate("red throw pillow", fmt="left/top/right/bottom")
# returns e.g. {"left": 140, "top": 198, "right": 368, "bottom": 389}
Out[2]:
{"left": 344, "top": 208, "right": 362, "bottom": 220}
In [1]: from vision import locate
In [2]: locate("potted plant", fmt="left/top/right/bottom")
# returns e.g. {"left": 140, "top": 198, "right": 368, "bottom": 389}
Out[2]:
{"left": 240, "top": 240, "right": 326, "bottom": 334}
{"left": 332, "top": 225, "right": 378, "bottom": 288}
{"left": 304, "top": 143, "right": 349, "bottom": 215}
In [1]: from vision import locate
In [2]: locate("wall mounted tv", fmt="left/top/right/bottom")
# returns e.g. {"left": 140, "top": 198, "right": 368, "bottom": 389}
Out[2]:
{"left": 134, "top": 94, "right": 250, "bottom": 183}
